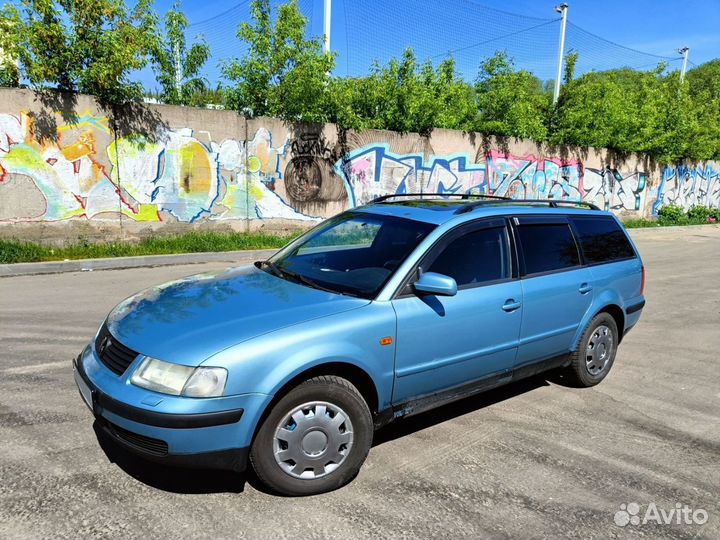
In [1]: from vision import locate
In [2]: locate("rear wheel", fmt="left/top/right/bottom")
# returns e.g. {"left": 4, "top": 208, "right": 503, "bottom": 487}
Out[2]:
{"left": 566, "top": 312, "right": 619, "bottom": 387}
{"left": 250, "top": 376, "right": 373, "bottom": 496}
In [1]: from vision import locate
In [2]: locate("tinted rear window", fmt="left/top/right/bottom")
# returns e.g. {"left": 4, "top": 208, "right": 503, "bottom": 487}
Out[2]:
{"left": 517, "top": 223, "right": 580, "bottom": 275}
{"left": 571, "top": 217, "right": 636, "bottom": 264}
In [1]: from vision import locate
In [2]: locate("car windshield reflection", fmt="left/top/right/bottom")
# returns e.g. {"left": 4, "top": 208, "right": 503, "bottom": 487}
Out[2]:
{"left": 260, "top": 212, "right": 436, "bottom": 299}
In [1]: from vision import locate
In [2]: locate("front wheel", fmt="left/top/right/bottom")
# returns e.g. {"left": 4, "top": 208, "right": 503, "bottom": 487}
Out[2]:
{"left": 565, "top": 312, "right": 619, "bottom": 387}
{"left": 250, "top": 375, "right": 373, "bottom": 496}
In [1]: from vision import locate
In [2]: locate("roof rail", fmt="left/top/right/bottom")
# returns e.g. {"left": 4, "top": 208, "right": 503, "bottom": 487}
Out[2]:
{"left": 369, "top": 192, "right": 510, "bottom": 204}
{"left": 454, "top": 198, "right": 601, "bottom": 214}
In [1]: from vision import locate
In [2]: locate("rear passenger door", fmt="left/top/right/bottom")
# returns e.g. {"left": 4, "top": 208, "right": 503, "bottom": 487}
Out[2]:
{"left": 569, "top": 215, "right": 643, "bottom": 319}
{"left": 513, "top": 216, "right": 594, "bottom": 368}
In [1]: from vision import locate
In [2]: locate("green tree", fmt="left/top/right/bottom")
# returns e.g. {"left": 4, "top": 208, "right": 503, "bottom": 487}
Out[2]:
{"left": 0, "top": 0, "right": 158, "bottom": 104}
{"left": 685, "top": 59, "right": 720, "bottom": 100}
{"left": 0, "top": 15, "right": 20, "bottom": 87}
{"left": 474, "top": 51, "right": 551, "bottom": 140}
{"left": 551, "top": 65, "right": 714, "bottom": 162}
{"left": 152, "top": 0, "right": 210, "bottom": 106}
{"left": 563, "top": 50, "right": 578, "bottom": 85}
{"left": 223, "top": 0, "right": 334, "bottom": 121}
{"left": 685, "top": 60, "right": 720, "bottom": 160}
{"left": 328, "top": 49, "right": 475, "bottom": 134}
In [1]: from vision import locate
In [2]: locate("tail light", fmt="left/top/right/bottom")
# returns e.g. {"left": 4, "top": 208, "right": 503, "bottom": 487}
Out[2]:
{"left": 640, "top": 265, "right": 646, "bottom": 296}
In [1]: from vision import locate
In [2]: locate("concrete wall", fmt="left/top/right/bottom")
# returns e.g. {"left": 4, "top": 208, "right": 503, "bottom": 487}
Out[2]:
{"left": 0, "top": 88, "right": 718, "bottom": 244}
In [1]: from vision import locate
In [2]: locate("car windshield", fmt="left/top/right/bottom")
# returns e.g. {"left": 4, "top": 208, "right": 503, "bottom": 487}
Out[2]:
{"left": 260, "top": 212, "right": 436, "bottom": 299}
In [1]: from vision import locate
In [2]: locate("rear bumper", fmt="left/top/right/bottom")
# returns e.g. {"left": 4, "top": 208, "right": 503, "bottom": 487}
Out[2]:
{"left": 74, "top": 353, "right": 252, "bottom": 472}
{"left": 625, "top": 299, "right": 646, "bottom": 315}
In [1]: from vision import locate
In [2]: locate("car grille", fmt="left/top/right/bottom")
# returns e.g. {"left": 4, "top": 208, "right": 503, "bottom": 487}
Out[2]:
{"left": 95, "top": 323, "right": 139, "bottom": 376}
{"left": 106, "top": 420, "right": 169, "bottom": 456}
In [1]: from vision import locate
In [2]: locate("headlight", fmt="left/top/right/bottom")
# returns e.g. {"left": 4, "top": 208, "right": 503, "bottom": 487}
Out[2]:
{"left": 130, "top": 357, "right": 227, "bottom": 397}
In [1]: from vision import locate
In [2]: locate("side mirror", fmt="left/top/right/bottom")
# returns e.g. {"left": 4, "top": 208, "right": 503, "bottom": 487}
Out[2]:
{"left": 413, "top": 272, "right": 458, "bottom": 297}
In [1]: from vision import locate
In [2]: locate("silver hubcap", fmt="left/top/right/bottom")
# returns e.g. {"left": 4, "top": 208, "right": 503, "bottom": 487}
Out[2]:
{"left": 273, "top": 401, "right": 354, "bottom": 479}
{"left": 586, "top": 324, "right": 613, "bottom": 376}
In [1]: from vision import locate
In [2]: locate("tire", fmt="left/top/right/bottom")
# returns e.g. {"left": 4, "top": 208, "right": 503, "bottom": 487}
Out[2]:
{"left": 565, "top": 312, "right": 619, "bottom": 387}
{"left": 250, "top": 375, "right": 373, "bottom": 496}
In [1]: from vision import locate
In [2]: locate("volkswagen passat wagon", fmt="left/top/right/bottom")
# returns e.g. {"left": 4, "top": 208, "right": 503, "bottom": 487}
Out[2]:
{"left": 73, "top": 194, "right": 645, "bottom": 495}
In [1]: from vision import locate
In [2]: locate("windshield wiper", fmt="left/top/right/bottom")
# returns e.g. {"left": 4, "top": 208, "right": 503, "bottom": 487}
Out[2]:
{"left": 255, "top": 259, "right": 285, "bottom": 278}
{"left": 257, "top": 260, "right": 362, "bottom": 297}
{"left": 282, "top": 269, "right": 342, "bottom": 295}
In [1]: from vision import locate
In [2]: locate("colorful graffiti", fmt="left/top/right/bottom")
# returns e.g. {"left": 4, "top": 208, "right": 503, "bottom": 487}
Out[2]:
{"left": 653, "top": 164, "right": 720, "bottom": 214}
{"left": 0, "top": 112, "right": 319, "bottom": 223}
{"left": 3, "top": 106, "right": 718, "bottom": 225}
{"left": 335, "top": 145, "right": 650, "bottom": 212}
{"left": 334, "top": 144, "right": 487, "bottom": 206}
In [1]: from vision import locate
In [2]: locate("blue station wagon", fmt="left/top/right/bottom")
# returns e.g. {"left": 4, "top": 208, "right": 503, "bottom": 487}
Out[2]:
{"left": 73, "top": 194, "right": 645, "bottom": 495}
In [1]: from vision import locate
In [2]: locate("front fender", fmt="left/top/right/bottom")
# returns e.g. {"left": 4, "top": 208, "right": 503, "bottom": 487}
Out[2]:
{"left": 203, "top": 301, "right": 397, "bottom": 439}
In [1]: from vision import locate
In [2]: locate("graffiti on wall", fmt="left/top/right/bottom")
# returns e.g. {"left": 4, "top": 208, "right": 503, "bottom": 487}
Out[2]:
{"left": 653, "top": 164, "right": 720, "bottom": 214}
{"left": 334, "top": 144, "right": 487, "bottom": 207}
{"left": 335, "top": 145, "right": 649, "bottom": 212}
{"left": 0, "top": 112, "right": 319, "bottom": 223}
{"left": 3, "top": 109, "right": 718, "bottom": 225}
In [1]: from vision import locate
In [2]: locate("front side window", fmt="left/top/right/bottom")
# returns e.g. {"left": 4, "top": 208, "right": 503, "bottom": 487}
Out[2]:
{"left": 426, "top": 226, "right": 510, "bottom": 288}
{"left": 517, "top": 223, "right": 580, "bottom": 275}
{"left": 265, "top": 212, "right": 436, "bottom": 298}
{"left": 571, "top": 217, "right": 636, "bottom": 264}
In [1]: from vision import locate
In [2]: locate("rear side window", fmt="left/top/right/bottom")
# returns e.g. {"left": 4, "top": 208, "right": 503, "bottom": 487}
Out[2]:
{"left": 427, "top": 226, "right": 509, "bottom": 287}
{"left": 517, "top": 223, "right": 580, "bottom": 275}
{"left": 571, "top": 217, "right": 636, "bottom": 264}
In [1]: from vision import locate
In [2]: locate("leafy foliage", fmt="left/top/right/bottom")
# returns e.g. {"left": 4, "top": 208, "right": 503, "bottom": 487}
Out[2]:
{"left": 1, "top": 0, "right": 719, "bottom": 163}
{"left": 151, "top": 0, "right": 210, "bottom": 106}
{"left": 329, "top": 50, "right": 476, "bottom": 134}
{"left": 222, "top": 0, "right": 334, "bottom": 121}
{"left": 686, "top": 205, "right": 717, "bottom": 222}
{"left": 0, "top": 15, "right": 20, "bottom": 87}
{"left": 551, "top": 64, "right": 718, "bottom": 163}
{"left": 1, "top": 0, "right": 158, "bottom": 105}
{"left": 474, "top": 51, "right": 550, "bottom": 140}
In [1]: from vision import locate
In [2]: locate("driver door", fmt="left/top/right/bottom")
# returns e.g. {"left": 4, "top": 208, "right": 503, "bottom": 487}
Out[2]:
{"left": 391, "top": 219, "right": 523, "bottom": 403}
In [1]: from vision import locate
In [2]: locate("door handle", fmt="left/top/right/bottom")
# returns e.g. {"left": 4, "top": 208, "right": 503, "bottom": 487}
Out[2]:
{"left": 579, "top": 283, "right": 593, "bottom": 294}
{"left": 502, "top": 299, "right": 522, "bottom": 312}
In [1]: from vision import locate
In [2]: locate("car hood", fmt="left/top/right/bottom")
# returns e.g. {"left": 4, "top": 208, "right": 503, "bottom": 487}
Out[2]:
{"left": 106, "top": 265, "right": 370, "bottom": 365}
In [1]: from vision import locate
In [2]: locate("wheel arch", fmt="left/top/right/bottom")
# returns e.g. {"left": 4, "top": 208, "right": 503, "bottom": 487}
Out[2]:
{"left": 573, "top": 302, "right": 626, "bottom": 351}
{"left": 247, "top": 361, "right": 381, "bottom": 448}
{"left": 598, "top": 304, "right": 625, "bottom": 343}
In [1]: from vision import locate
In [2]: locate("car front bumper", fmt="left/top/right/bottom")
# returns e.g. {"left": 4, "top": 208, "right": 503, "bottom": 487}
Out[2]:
{"left": 73, "top": 346, "right": 270, "bottom": 472}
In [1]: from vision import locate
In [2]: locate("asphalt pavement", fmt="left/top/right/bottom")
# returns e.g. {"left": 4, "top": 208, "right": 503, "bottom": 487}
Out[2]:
{"left": 0, "top": 226, "right": 718, "bottom": 539}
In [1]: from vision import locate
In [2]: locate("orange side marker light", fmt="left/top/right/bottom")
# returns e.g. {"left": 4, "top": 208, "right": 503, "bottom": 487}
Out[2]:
{"left": 380, "top": 337, "right": 393, "bottom": 346}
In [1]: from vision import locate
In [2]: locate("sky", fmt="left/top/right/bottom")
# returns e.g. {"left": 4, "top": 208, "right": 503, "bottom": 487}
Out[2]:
{"left": 140, "top": 0, "right": 720, "bottom": 88}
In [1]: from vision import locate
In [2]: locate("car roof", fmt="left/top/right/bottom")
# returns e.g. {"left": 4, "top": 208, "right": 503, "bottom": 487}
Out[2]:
{"left": 353, "top": 197, "right": 612, "bottom": 226}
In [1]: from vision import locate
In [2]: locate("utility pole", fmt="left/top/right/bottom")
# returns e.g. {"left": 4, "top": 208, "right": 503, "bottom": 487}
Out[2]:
{"left": 678, "top": 46, "right": 690, "bottom": 83}
{"left": 323, "top": 0, "right": 332, "bottom": 53}
{"left": 553, "top": 3, "right": 569, "bottom": 105}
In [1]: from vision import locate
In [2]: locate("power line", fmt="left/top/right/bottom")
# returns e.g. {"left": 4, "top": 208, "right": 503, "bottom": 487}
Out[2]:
{"left": 566, "top": 22, "right": 680, "bottom": 61}
{"left": 151, "top": 0, "right": 699, "bottom": 88}
{"left": 188, "top": 1, "right": 250, "bottom": 28}
{"left": 431, "top": 19, "right": 560, "bottom": 60}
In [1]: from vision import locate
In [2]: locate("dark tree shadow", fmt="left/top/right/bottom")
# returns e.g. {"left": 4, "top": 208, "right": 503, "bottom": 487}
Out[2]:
{"left": 30, "top": 89, "right": 79, "bottom": 143}
{"left": 108, "top": 101, "right": 169, "bottom": 145}
{"left": 28, "top": 88, "right": 169, "bottom": 146}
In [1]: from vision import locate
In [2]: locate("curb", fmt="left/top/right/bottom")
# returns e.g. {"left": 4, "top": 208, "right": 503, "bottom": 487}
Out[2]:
{"left": 1, "top": 224, "right": 717, "bottom": 278}
{"left": 0, "top": 248, "right": 278, "bottom": 278}
{"left": 625, "top": 224, "right": 720, "bottom": 235}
